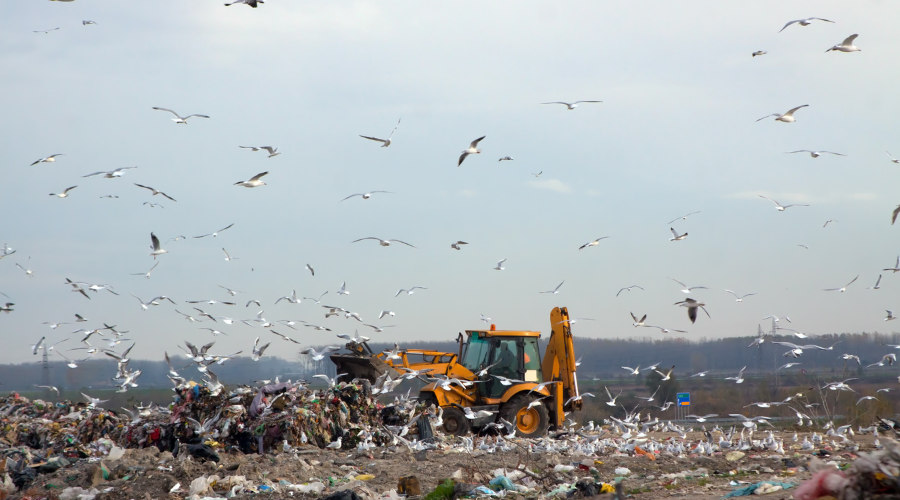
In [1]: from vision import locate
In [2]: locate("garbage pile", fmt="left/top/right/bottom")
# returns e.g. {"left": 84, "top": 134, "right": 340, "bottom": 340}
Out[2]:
{"left": 794, "top": 438, "right": 900, "bottom": 500}
{"left": 0, "top": 378, "right": 405, "bottom": 460}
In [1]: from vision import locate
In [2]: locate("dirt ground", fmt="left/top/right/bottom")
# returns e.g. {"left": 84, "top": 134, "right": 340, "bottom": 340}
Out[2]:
{"left": 8, "top": 431, "right": 880, "bottom": 500}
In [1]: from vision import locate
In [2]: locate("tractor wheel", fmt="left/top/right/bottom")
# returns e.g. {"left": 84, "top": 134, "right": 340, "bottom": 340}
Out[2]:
{"left": 441, "top": 407, "right": 470, "bottom": 436}
{"left": 499, "top": 394, "right": 549, "bottom": 438}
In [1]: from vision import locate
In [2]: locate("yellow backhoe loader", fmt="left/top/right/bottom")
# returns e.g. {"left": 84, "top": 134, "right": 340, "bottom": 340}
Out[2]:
{"left": 330, "top": 306, "right": 582, "bottom": 437}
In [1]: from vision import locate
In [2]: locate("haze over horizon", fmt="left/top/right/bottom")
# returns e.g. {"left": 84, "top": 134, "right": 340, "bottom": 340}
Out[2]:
{"left": 2, "top": 1, "right": 900, "bottom": 365}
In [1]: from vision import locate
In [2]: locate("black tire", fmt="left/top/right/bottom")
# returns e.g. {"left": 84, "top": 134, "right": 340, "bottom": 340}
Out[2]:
{"left": 441, "top": 407, "right": 470, "bottom": 436}
{"left": 499, "top": 393, "right": 549, "bottom": 438}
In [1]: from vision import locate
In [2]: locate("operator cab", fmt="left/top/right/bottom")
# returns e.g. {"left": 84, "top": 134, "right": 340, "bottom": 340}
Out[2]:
{"left": 459, "top": 327, "right": 543, "bottom": 398}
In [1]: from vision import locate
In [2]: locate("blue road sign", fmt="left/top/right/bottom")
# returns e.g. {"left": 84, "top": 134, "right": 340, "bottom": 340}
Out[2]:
{"left": 677, "top": 392, "right": 690, "bottom": 406}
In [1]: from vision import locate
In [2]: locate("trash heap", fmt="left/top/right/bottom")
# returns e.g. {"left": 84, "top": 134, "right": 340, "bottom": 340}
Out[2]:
{"left": 0, "top": 379, "right": 404, "bottom": 460}
{"left": 794, "top": 438, "right": 900, "bottom": 500}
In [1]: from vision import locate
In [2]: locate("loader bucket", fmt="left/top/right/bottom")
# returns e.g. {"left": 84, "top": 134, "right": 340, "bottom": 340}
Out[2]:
{"left": 330, "top": 353, "right": 401, "bottom": 384}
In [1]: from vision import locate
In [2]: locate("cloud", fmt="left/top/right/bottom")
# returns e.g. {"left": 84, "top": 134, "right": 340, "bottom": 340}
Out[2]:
{"left": 528, "top": 179, "right": 573, "bottom": 194}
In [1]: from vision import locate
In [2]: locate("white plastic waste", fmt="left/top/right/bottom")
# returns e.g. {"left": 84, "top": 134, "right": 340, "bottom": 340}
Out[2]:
{"left": 614, "top": 467, "right": 631, "bottom": 475}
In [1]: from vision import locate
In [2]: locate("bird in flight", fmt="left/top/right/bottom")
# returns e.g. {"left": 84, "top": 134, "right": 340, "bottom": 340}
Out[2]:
{"left": 578, "top": 237, "right": 609, "bottom": 250}
{"left": 751, "top": 50, "right": 767, "bottom": 57}
{"left": 49, "top": 186, "right": 77, "bottom": 198}
{"left": 541, "top": 100, "right": 602, "bottom": 110}
{"left": 887, "top": 152, "right": 899, "bottom": 164}
{"left": 674, "top": 298, "right": 710, "bottom": 324}
{"left": 234, "top": 172, "right": 268, "bottom": 188}
{"left": 725, "top": 289, "right": 756, "bottom": 302}
{"left": 239, "top": 146, "right": 280, "bottom": 157}
{"left": 30, "top": 154, "right": 64, "bottom": 166}
{"left": 823, "top": 275, "right": 859, "bottom": 293}
{"left": 778, "top": 17, "right": 834, "bottom": 32}
{"left": 225, "top": 0, "right": 264, "bottom": 6}
{"left": 498, "top": 156, "right": 514, "bottom": 162}
{"left": 826, "top": 34, "right": 861, "bottom": 53}
{"left": 669, "top": 228, "right": 688, "bottom": 241}
{"left": 34, "top": 28, "right": 60, "bottom": 34}
{"left": 787, "top": 150, "right": 846, "bottom": 158}
{"left": 352, "top": 237, "right": 416, "bottom": 248}
{"left": 152, "top": 107, "right": 209, "bottom": 124}
{"left": 83, "top": 167, "right": 138, "bottom": 179}
{"left": 539, "top": 281, "right": 565, "bottom": 294}
{"left": 149, "top": 232, "right": 168, "bottom": 259}
{"left": 450, "top": 241, "right": 468, "bottom": 250}
{"left": 341, "top": 191, "right": 391, "bottom": 202}
{"left": 616, "top": 285, "right": 643, "bottom": 297}
{"left": 458, "top": 136, "right": 485, "bottom": 167}
{"left": 668, "top": 278, "right": 707, "bottom": 294}
{"left": 667, "top": 211, "right": 700, "bottom": 224}
{"left": 759, "top": 195, "right": 809, "bottom": 211}
{"left": 494, "top": 258, "right": 506, "bottom": 271}
{"left": 134, "top": 183, "right": 177, "bottom": 202}
{"left": 194, "top": 224, "right": 234, "bottom": 239}
{"left": 359, "top": 118, "right": 400, "bottom": 147}
{"left": 756, "top": 105, "right": 808, "bottom": 123}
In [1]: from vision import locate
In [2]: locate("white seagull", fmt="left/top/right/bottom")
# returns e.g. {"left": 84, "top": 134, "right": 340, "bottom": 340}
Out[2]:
{"left": 756, "top": 105, "right": 809, "bottom": 123}
{"left": 726, "top": 366, "right": 747, "bottom": 384}
{"left": 458, "top": 136, "right": 485, "bottom": 167}
{"left": 239, "top": 146, "right": 279, "bottom": 157}
{"left": 668, "top": 278, "right": 707, "bottom": 294}
{"left": 152, "top": 107, "right": 209, "bottom": 124}
{"left": 149, "top": 232, "right": 167, "bottom": 259}
{"left": 131, "top": 262, "right": 159, "bottom": 279}
{"left": 787, "top": 150, "right": 846, "bottom": 158}
{"left": 616, "top": 285, "right": 644, "bottom": 297}
{"left": 886, "top": 151, "right": 899, "bottom": 164}
{"left": 541, "top": 100, "right": 602, "bottom": 110}
{"left": 540, "top": 281, "right": 565, "bottom": 294}
{"left": 725, "top": 289, "right": 757, "bottom": 302}
{"left": 674, "top": 298, "right": 710, "bottom": 324}
{"left": 194, "top": 223, "right": 234, "bottom": 239}
{"left": 134, "top": 183, "right": 176, "bottom": 201}
{"left": 578, "top": 237, "right": 609, "bottom": 250}
{"left": 826, "top": 34, "right": 861, "bottom": 53}
{"left": 868, "top": 275, "right": 883, "bottom": 290}
{"left": 669, "top": 228, "right": 688, "bottom": 241}
{"left": 234, "top": 171, "right": 268, "bottom": 188}
{"left": 49, "top": 186, "right": 77, "bottom": 198}
{"left": 30, "top": 154, "right": 64, "bottom": 166}
{"left": 341, "top": 191, "right": 391, "bottom": 201}
{"left": 359, "top": 118, "right": 400, "bottom": 147}
{"left": 352, "top": 237, "right": 416, "bottom": 248}
{"left": 450, "top": 241, "right": 468, "bottom": 250}
{"left": 83, "top": 166, "right": 138, "bottom": 178}
{"left": 779, "top": 17, "right": 834, "bottom": 32}
{"left": 667, "top": 211, "right": 700, "bottom": 224}
{"left": 759, "top": 195, "right": 809, "bottom": 211}
{"left": 823, "top": 275, "right": 858, "bottom": 293}
{"left": 884, "top": 256, "right": 900, "bottom": 273}
{"left": 494, "top": 258, "right": 506, "bottom": 271}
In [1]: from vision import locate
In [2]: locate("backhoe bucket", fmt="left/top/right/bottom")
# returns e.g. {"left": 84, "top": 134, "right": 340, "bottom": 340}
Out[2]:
{"left": 330, "top": 353, "right": 401, "bottom": 384}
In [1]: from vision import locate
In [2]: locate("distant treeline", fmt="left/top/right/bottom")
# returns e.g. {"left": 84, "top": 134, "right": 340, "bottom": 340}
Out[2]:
{"left": 2, "top": 331, "right": 898, "bottom": 394}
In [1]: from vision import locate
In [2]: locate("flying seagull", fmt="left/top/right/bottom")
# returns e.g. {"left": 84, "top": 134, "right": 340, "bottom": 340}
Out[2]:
{"left": 887, "top": 152, "right": 899, "bottom": 164}
{"left": 787, "top": 150, "right": 846, "bottom": 158}
{"left": 49, "top": 186, "right": 77, "bottom": 198}
{"left": 341, "top": 191, "right": 391, "bottom": 202}
{"left": 867, "top": 275, "right": 882, "bottom": 290}
{"left": 826, "top": 34, "right": 861, "bottom": 53}
{"left": 616, "top": 285, "right": 644, "bottom": 297}
{"left": 759, "top": 195, "right": 809, "bottom": 211}
{"left": 82, "top": 20, "right": 97, "bottom": 25}
{"left": 752, "top": 50, "right": 767, "bottom": 57}
{"left": 725, "top": 289, "right": 757, "bottom": 302}
{"left": 149, "top": 232, "right": 168, "bottom": 259}
{"left": 668, "top": 278, "right": 707, "bottom": 294}
{"left": 539, "top": 281, "right": 565, "bottom": 294}
{"left": 131, "top": 262, "right": 159, "bottom": 279}
{"left": 239, "top": 146, "right": 279, "bottom": 157}
{"left": 458, "top": 136, "right": 485, "bottom": 167}
{"left": 823, "top": 275, "right": 859, "bottom": 293}
{"left": 498, "top": 156, "right": 513, "bottom": 161}
{"left": 756, "top": 105, "right": 808, "bottom": 123}
{"left": 351, "top": 237, "right": 416, "bottom": 248}
{"left": 134, "top": 183, "right": 176, "bottom": 201}
{"left": 234, "top": 172, "right": 268, "bottom": 188}
{"left": 541, "top": 100, "right": 602, "bottom": 110}
{"left": 152, "top": 107, "right": 209, "bottom": 124}
{"left": 674, "top": 298, "right": 710, "bottom": 324}
{"left": 893, "top": 205, "right": 900, "bottom": 225}
{"left": 667, "top": 211, "right": 700, "bottom": 224}
{"left": 194, "top": 224, "right": 234, "bottom": 238}
{"left": 225, "top": 0, "right": 263, "bottom": 6}
{"left": 450, "top": 241, "right": 468, "bottom": 250}
{"left": 779, "top": 17, "right": 834, "bottom": 32}
{"left": 359, "top": 118, "right": 400, "bottom": 147}
{"left": 669, "top": 228, "right": 688, "bottom": 241}
{"left": 33, "top": 28, "right": 60, "bottom": 34}
{"left": 30, "top": 154, "right": 64, "bottom": 166}
{"left": 305, "top": 264, "right": 314, "bottom": 276}
{"left": 494, "top": 258, "right": 506, "bottom": 271}
{"left": 83, "top": 167, "right": 138, "bottom": 178}
{"left": 578, "top": 236, "right": 609, "bottom": 250}
{"left": 884, "top": 256, "right": 900, "bottom": 273}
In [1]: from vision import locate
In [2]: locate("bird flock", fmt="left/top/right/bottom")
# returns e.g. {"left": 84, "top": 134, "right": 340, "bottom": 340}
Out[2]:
{"left": 2, "top": 4, "right": 900, "bottom": 447}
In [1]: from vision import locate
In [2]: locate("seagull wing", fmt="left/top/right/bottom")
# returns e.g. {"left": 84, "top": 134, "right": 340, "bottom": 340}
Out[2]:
{"left": 458, "top": 152, "right": 469, "bottom": 167}
{"left": 359, "top": 135, "right": 387, "bottom": 144}
{"left": 755, "top": 114, "right": 779, "bottom": 122}
{"left": 574, "top": 101, "right": 602, "bottom": 104}
{"left": 541, "top": 102, "right": 571, "bottom": 106}
{"left": 150, "top": 233, "right": 161, "bottom": 251}
{"left": 469, "top": 136, "right": 486, "bottom": 149}
{"left": 183, "top": 114, "right": 210, "bottom": 119}
{"left": 393, "top": 240, "right": 417, "bottom": 248}
{"left": 784, "top": 105, "right": 809, "bottom": 117}
{"left": 778, "top": 19, "right": 801, "bottom": 32}
{"left": 842, "top": 34, "right": 858, "bottom": 46}
{"left": 152, "top": 107, "right": 181, "bottom": 119}
{"left": 248, "top": 172, "right": 268, "bottom": 182}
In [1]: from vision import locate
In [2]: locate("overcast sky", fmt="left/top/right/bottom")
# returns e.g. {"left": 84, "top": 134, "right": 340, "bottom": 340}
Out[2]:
{"left": 1, "top": 1, "right": 899, "bottom": 366}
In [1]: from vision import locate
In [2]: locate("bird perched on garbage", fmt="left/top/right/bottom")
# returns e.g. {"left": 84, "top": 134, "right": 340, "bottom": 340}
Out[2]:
{"left": 325, "top": 436, "right": 342, "bottom": 450}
